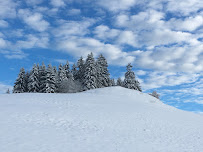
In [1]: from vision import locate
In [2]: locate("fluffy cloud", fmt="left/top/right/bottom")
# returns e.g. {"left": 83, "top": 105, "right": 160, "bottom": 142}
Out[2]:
{"left": 94, "top": 25, "right": 120, "bottom": 40}
{"left": 50, "top": 0, "right": 65, "bottom": 7}
{"left": 0, "top": 38, "right": 7, "bottom": 48}
{"left": 58, "top": 36, "right": 135, "bottom": 65}
{"left": 53, "top": 19, "right": 95, "bottom": 38}
{"left": 0, "top": 0, "right": 16, "bottom": 19}
{"left": 18, "top": 9, "right": 50, "bottom": 32}
{"left": 166, "top": 0, "right": 203, "bottom": 15}
{"left": 16, "top": 34, "right": 49, "bottom": 49}
{"left": 131, "top": 44, "right": 203, "bottom": 72}
{"left": 98, "top": 0, "right": 137, "bottom": 12}
{"left": 139, "top": 71, "right": 200, "bottom": 90}
{"left": 167, "top": 15, "right": 203, "bottom": 32}
{"left": 117, "top": 30, "right": 137, "bottom": 47}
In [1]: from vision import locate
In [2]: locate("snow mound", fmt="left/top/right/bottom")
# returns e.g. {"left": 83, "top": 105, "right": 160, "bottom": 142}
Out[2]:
{"left": 0, "top": 87, "right": 202, "bottom": 152}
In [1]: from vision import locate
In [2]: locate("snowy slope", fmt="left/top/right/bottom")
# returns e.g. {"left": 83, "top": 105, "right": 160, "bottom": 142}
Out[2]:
{"left": 0, "top": 87, "right": 202, "bottom": 152}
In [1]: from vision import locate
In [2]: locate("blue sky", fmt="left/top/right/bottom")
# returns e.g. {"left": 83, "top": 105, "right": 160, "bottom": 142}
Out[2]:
{"left": 0, "top": 0, "right": 202, "bottom": 112}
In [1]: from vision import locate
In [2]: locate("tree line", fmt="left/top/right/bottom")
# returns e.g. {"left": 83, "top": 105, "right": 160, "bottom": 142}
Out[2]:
{"left": 13, "top": 53, "right": 142, "bottom": 93}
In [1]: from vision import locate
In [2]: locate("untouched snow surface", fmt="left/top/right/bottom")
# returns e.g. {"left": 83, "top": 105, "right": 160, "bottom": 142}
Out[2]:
{"left": 0, "top": 87, "right": 202, "bottom": 152}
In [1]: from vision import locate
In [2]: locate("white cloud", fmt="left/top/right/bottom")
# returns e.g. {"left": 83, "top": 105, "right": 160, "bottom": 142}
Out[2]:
{"left": 50, "top": 0, "right": 65, "bottom": 7}
{"left": 140, "top": 71, "right": 200, "bottom": 90}
{"left": 18, "top": 9, "right": 50, "bottom": 32}
{"left": 16, "top": 34, "right": 49, "bottom": 49}
{"left": 67, "top": 9, "right": 81, "bottom": 16}
{"left": 3, "top": 50, "right": 27, "bottom": 60}
{"left": 135, "top": 70, "right": 147, "bottom": 76}
{"left": 166, "top": 0, "right": 203, "bottom": 15}
{"left": 26, "top": 0, "right": 43, "bottom": 6}
{"left": 167, "top": 15, "right": 203, "bottom": 32}
{"left": 98, "top": 0, "right": 137, "bottom": 12}
{"left": 0, "top": 38, "right": 7, "bottom": 48}
{"left": 0, "top": 20, "right": 8, "bottom": 28}
{"left": 94, "top": 25, "right": 120, "bottom": 40}
{"left": 0, "top": 0, "right": 16, "bottom": 19}
{"left": 58, "top": 36, "right": 135, "bottom": 66}
{"left": 132, "top": 44, "right": 203, "bottom": 72}
{"left": 53, "top": 19, "right": 95, "bottom": 38}
{"left": 117, "top": 30, "right": 137, "bottom": 47}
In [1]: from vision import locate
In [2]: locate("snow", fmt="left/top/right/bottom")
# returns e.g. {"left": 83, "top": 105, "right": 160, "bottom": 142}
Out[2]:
{"left": 0, "top": 87, "right": 202, "bottom": 152}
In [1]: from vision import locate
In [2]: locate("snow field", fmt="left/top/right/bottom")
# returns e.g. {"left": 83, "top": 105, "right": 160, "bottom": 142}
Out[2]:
{"left": 0, "top": 87, "right": 202, "bottom": 152}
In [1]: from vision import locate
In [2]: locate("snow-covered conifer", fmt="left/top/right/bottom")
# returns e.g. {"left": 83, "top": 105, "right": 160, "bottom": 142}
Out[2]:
{"left": 83, "top": 53, "right": 97, "bottom": 90}
{"left": 71, "top": 63, "right": 78, "bottom": 80}
{"left": 96, "top": 54, "right": 110, "bottom": 88}
{"left": 28, "top": 64, "right": 40, "bottom": 92}
{"left": 53, "top": 66, "right": 58, "bottom": 76}
{"left": 23, "top": 71, "right": 30, "bottom": 92}
{"left": 149, "top": 91, "right": 160, "bottom": 99}
{"left": 110, "top": 79, "right": 116, "bottom": 86}
{"left": 58, "top": 64, "right": 66, "bottom": 83}
{"left": 64, "top": 60, "right": 71, "bottom": 78}
{"left": 135, "top": 80, "right": 142, "bottom": 92}
{"left": 45, "top": 64, "right": 56, "bottom": 93}
{"left": 123, "top": 63, "right": 141, "bottom": 91}
{"left": 13, "top": 68, "right": 26, "bottom": 93}
{"left": 117, "top": 77, "right": 123, "bottom": 86}
{"left": 6, "top": 88, "right": 10, "bottom": 94}
{"left": 76, "top": 56, "right": 85, "bottom": 81}
{"left": 39, "top": 63, "right": 47, "bottom": 93}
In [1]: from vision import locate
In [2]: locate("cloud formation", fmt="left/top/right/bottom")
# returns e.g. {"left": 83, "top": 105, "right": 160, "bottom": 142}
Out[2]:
{"left": 0, "top": 0, "right": 202, "bottom": 106}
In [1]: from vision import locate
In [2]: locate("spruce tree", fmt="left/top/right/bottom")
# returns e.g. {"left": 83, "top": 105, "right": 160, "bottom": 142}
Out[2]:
{"left": 117, "top": 77, "right": 123, "bottom": 86}
{"left": 39, "top": 63, "right": 47, "bottom": 93}
{"left": 13, "top": 67, "right": 26, "bottom": 93}
{"left": 76, "top": 56, "right": 85, "bottom": 81}
{"left": 24, "top": 71, "right": 30, "bottom": 92}
{"left": 110, "top": 79, "right": 116, "bottom": 86}
{"left": 45, "top": 64, "right": 56, "bottom": 93}
{"left": 123, "top": 63, "right": 142, "bottom": 91}
{"left": 83, "top": 53, "right": 97, "bottom": 90}
{"left": 6, "top": 88, "right": 10, "bottom": 94}
{"left": 64, "top": 60, "right": 71, "bottom": 79}
{"left": 96, "top": 54, "right": 110, "bottom": 88}
{"left": 28, "top": 64, "right": 40, "bottom": 92}
{"left": 58, "top": 64, "right": 66, "bottom": 83}
{"left": 71, "top": 63, "right": 78, "bottom": 80}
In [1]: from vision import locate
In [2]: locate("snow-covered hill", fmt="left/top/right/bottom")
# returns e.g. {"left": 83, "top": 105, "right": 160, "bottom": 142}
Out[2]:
{"left": 0, "top": 87, "right": 202, "bottom": 152}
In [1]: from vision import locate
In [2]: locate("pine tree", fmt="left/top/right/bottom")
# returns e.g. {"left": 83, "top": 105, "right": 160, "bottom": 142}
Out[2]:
{"left": 71, "top": 63, "right": 78, "bottom": 80}
{"left": 64, "top": 60, "right": 71, "bottom": 79}
{"left": 96, "top": 54, "right": 110, "bottom": 88}
{"left": 23, "top": 71, "right": 30, "bottom": 92}
{"left": 45, "top": 64, "right": 56, "bottom": 93}
{"left": 83, "top": 53, "right": 97, "bottom": 90}
{"left": 110, "top": 79, "right": 116, "bottom": 86}
{"left": 6, "top": 88, "right": 10, "bottom": 94}
{"left": 76, "top": 56, "right": 85, "bottom": 81}
{"left": 39, "top": 63, "right": 47, "bottom": 93}
{"left": 28, "top": 64, "right": 40, "bottom": 92}
{"left": 123, "top": 63, "right": 141, "bottom": 91}
{"left": 53, "top": 66, "right": 58, "bottom": 76}
{"left": 117, "top": 77, "right": 123, "bottom": 86}
{"left": 135, "top": 80, "right": 142, "bottom": 92}
{"left": 58, "top": 64, "right": 66, "bottom": 83}
{"left": 13, "top": 68, "right": 26, "bottom": 93}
